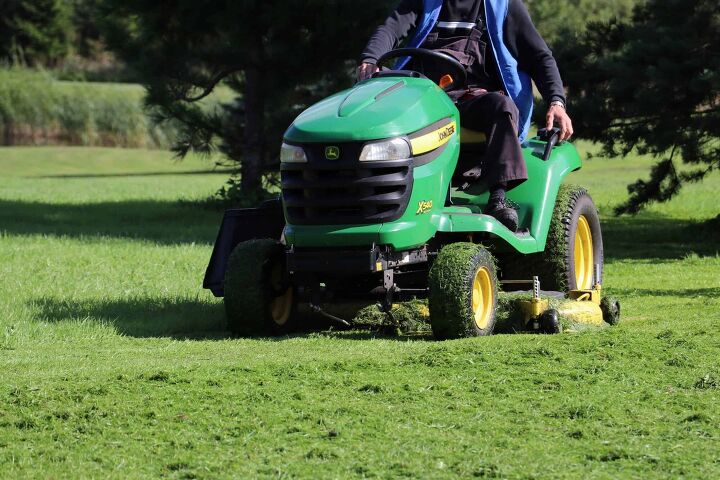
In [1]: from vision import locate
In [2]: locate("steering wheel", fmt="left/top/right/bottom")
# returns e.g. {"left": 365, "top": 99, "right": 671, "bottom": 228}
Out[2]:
{"left": 376, "top": 48, "right": 468, "bottom": 92}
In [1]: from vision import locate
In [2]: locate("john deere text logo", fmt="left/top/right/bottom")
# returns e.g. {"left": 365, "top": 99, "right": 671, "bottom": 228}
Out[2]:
{"left": 325, "top": 146, "right": 340, "bottom": 160}
{"left": 438, "top": 124, "right": 456, "bottom": 142}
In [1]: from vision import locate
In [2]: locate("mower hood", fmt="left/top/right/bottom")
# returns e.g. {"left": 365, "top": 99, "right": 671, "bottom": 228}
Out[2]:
{"left": 284, "top": 76, "right": 457, "bottom": 143}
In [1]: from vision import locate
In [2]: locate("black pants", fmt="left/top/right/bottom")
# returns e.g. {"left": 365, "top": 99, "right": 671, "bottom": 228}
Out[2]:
{"left": 457, "top": 91, "right": 528, "bottom": 190}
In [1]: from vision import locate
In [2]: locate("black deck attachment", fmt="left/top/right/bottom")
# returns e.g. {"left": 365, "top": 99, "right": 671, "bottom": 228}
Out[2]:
{"left": 202, "top": 198, "right": 285, "bottom": 297}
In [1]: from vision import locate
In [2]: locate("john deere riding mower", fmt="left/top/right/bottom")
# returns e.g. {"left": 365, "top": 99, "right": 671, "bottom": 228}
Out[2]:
{"left": 203, "top": 48, "right": 619, "bottom": 338}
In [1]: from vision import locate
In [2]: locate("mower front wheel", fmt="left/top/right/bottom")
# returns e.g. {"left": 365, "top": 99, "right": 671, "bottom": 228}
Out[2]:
{"left": 224, "top": 239, "right": 296, "bottom": 336}
{"left": 429, "top": 243, "right": 498, "bottom": 339}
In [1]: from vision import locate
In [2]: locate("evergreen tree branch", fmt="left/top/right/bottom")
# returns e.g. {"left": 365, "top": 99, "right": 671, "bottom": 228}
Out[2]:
{"left": 182, "top": 69, "right": 239, "bottom": 102}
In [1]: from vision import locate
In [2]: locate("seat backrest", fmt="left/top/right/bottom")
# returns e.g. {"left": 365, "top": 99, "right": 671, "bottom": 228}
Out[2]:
{"left": 452, "top": 128, "right": 488, "bottom": 188}
{"left": 460, "top": 128, "right": 486, "bottom": 145}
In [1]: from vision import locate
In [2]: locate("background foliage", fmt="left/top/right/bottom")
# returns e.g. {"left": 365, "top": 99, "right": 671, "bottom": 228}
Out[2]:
{"left": 0, "top": 0, "right": 73, "bottom": 66}
{"left": 97, "top": 0, "right": 395, "bottom": 196}
{"left": 525, "top": 0, "right": 636, "bottom": 43}
{"left": 555, "top": 0, "right": 719, "bottom": 214}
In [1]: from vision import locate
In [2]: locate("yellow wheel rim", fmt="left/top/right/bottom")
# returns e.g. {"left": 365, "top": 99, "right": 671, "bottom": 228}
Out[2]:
{"left": 472, "top": 267, "right": 493, "bottom": 330}
{"left": 574, "top": 215, "right": 594, "bottom": 289}
{"left": 270, "top": 264, "right": 293, "bottom": 326}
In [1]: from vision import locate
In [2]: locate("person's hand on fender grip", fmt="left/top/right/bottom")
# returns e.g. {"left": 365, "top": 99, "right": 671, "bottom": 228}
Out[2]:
{"left": 546, "top": 104, "right": 574, "bottom": 141}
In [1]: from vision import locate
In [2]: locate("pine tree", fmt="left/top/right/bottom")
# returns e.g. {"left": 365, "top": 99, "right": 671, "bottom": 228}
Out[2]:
{"left": 555, "top": 0, "right": 719, "bottom": 214}
{"left": 101, "top": 0, "right": 394, "bottom": 200}
{"left": 0, "top": 0, "right": 73, "bottom": 66}
{"left": 525, "top": 0, "right": 636, "bottom": 45}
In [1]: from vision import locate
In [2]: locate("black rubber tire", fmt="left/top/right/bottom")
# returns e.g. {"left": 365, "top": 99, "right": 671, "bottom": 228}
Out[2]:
{"left": 499, "top": 185, "right": 603, "bottom": 293}
{"left": 224, "top": 239, "right": 296, "bottom": 336}
{"left": 428, "top": 243, "right": 498, "bottom": 339}
{"left": 552, "top": 187, "right": 604, "bottom": 291}
{"left": 540, "top": 309, "right": 562, "bottom": 334}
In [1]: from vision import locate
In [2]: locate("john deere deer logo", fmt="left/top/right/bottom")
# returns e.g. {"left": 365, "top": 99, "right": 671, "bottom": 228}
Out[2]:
{"left": 325, "top": 146, "right": 340, "bottom": 160}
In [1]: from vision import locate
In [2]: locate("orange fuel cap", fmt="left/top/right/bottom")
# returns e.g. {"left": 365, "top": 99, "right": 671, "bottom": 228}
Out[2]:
{"left": 439, "top": 74, "right": 454, "bottom": 89}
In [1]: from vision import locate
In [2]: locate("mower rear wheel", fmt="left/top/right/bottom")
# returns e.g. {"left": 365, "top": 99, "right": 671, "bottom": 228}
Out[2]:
{"left": 549, "top": 187, "right": 603, "bottom": 291}
{"left": 224, "top": 239, "right": 296, "bottom": 336}
{"left": 429, "top": 243, "right": 498, "bottom": 339}
{"left": 501, "top": 186, "right": 603, "bottom": 293}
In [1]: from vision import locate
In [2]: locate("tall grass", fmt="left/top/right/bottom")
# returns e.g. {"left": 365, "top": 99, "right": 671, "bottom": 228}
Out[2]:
{"left": 0, "top": 69, "right": 178, "bottom": 148}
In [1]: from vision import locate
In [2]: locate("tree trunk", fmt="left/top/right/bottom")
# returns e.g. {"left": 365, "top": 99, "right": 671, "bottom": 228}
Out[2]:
{"left": 241, "top": 66, "right": 264, "bottom": 193}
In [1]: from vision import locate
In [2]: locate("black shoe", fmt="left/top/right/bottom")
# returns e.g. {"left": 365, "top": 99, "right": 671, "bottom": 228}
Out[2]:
{"left": 485, "top": 198, "right": 519, "bottom": 232}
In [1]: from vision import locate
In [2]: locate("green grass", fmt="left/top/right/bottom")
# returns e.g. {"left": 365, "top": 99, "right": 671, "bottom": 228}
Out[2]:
{"left": 1, "top": 145, "right": 719, "bottom": 478}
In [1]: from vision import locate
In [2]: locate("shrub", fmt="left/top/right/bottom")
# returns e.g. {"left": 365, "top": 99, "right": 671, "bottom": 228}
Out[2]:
{"left": 0, "top": 68, "right": 178, "bottom": 148}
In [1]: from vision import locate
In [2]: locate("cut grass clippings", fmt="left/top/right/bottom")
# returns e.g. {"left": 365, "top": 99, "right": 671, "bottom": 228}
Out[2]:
{"left": 353, "top": 293, "right": 611, "bottom": 336}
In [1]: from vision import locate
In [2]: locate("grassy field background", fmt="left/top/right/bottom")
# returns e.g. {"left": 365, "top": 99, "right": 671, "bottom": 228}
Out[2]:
{"left": 0, "top": 69, "right": 234, "bottom": 149}
{"left": 1, "top": 145, "right": 719, "bottom": 478}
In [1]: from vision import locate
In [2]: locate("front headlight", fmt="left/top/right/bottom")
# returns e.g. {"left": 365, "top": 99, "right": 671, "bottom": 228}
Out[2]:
{"left": 280, "top": 143, "right": 308, "bottom": 163}
{"left": 359, "top": 137, "right": 411, "bottom": 162}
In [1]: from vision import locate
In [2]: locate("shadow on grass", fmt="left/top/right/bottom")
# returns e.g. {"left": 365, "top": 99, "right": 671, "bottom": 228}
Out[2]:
{"left": 30, "top": 297, "right": 609, "bottom": 342}
{"left": 4, "top": 198, "right": 716, "bottom": 257}
{"left": 27, "top": 297, "right": 420, "bottom": 341}
{"left": 29, "top": 297, "right": 229, "bottom": 340}
{"left": 0, "top": 199, "right": 222, "bottom": 245}
{"left": 602, "top": 213, "right": 719, "bottom": 261}
{"left": 33, "top": 169, "right": 235, "bottom": 179}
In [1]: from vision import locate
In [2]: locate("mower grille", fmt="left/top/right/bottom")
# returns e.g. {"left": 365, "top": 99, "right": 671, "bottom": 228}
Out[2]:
{"left": 281, "top": 143, "right": 413, "bottom": 225}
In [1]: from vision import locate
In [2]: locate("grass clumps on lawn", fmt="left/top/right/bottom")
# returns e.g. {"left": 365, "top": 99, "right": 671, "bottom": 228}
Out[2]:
{"left": 354, "top": 299, "right": 432, "bottom": 335}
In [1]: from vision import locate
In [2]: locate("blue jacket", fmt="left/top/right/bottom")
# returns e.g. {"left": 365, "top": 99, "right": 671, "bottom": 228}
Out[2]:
{"left": 398, "top": 0, "right": 534, "bottom": 142}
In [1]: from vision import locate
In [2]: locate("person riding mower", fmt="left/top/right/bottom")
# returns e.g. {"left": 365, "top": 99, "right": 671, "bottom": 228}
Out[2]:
{"left": 358, "top": 0, "right": 573, "bottom": 232}
{"left": 202, "top": 0, "right": 619, "bottom": 338}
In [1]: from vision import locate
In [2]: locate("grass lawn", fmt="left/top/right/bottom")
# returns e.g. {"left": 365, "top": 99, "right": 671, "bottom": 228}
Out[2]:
{"left": 0, "top": 145, "right": 719, "bottom": 479}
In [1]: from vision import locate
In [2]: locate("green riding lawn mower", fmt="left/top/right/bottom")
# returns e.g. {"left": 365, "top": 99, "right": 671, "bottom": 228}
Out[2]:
{"left": 203, "top": 48, "right": 621, "bottom": 339}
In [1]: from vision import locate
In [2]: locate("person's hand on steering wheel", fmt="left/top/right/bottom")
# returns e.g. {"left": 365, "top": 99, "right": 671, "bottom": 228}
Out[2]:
{"left": 357, "top": 62, "right": 379, "bottom": 82}
{"left": 373, "top": 49, "right": 468, "bottom": 92}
